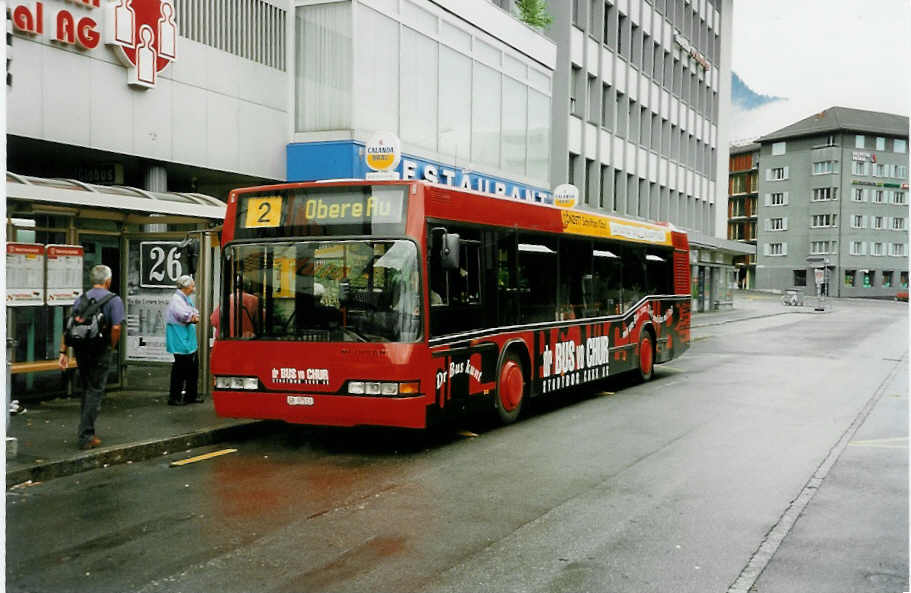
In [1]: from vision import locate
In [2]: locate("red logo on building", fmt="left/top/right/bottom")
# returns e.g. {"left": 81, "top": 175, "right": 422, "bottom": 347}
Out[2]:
{"left": 104, "top": 0, "right": 176, "bottom": 88}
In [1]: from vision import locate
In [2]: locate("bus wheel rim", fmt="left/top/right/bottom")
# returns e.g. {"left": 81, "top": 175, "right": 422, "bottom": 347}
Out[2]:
{"left": 640, "top": 336, "right": 653, "bottom": 375}
{"left": 500, "top": 360, "right": 523, "bottom": 412}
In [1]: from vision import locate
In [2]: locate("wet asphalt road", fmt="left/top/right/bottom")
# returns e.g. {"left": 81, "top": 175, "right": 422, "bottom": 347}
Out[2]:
{"left": 6, "top": 299, "right": 908, "bottom": 593}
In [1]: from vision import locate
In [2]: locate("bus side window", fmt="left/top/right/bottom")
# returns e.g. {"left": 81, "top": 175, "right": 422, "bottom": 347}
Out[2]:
{"left": 622, "top": 246, "right": 646, "bottom": 311}
{"left": 592, "top": 245, "right": 622, "bottom": 316}
{"left": 558, "top": 238, "right": 591, "bottom": 320}
{"left": 496, "top": 230, "right": 520, "bottom": 326}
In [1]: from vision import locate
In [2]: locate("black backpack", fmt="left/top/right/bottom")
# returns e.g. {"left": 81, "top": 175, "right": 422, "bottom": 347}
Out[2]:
{"left": 64, "top": 293, "right": 116, "bottom": 355}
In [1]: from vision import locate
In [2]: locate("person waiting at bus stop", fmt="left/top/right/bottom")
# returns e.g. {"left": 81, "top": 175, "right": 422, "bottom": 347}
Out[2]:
{"left": 166, "top": 275, "right": 202, "bottom": 405}
{"left": 57, "top": 265, "right": 125, "bottom": 450}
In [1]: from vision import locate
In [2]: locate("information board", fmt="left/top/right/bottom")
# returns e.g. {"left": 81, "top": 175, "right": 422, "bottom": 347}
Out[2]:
{"left": 46, "top": 244, "right": 85, "bottom": 305}
{"left": 6, "top": 243, "right": 46, "bottom": 306}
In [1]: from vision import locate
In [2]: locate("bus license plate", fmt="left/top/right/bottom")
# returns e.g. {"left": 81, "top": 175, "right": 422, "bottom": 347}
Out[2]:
{"left": 286, "top": 396, "right": 315, "bottom": 406}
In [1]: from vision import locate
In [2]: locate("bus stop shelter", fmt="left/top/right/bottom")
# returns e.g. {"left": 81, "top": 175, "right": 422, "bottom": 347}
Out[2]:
{"left": 6, "top": 173, "right": 225, "bottom": 401}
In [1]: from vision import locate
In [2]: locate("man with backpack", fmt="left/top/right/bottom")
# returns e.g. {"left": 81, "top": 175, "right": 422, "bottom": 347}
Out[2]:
{"left": 58, "top": 265, "right": 125, "bottom": 450}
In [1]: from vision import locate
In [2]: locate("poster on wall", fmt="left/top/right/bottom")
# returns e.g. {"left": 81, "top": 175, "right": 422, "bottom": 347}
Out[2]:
{"left": 6, "top": 243, "right": 46, "bottom": 306}
{"left": 125, "top": 293, "right": 174, "bottom": 363}
{"left": 126, "top": 240, "right": 175, "bottom": 363}
{"left": 46, "top": 244, "right": 85, "bottom": 305}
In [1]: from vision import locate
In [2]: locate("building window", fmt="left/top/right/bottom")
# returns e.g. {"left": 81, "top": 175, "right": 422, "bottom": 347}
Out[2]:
{"left": 876, "top": 137, "right": 886, "bottom": 150}
{"left": 769, "top": 167, "right": 787, "bottom": 180}
{"left": 872, "top": 242, "right": 885, "bottom": 256}
{"left": 882, "top": 271, "right": 893, "bottom": 287}
{"left": 587, "top": 74, "right": 599, "bottom": 123}
{"left": 811, "top": 214, "right": 837, "bottom": 228}
{"left": 768, "top": 217, "right": 786, "bottom": 231}
{"left": 769, "top": 192, "right": 787, "bottom": 206}
{"left": 852, "top": 161, "right": 868, "bottom": 176}
{"left": 894, "top": 192, "right": 906, "bottom": 205}
{"left": 824, "top": 134, "right": 836, "bottom": 146}
{"left": 862, "top": 270, "right": 875, "bottom": 287}
{"left": 810, "top": 241, "right": 837, "bottom": 255}
{"left": 896, "top": 165, "right": 908, "bottom": 178}
{"left": 766, "top": 242, "right": 786, "bottom": 256}
{"left": 872, "top": 190, "right": 885, "bottom": 203}
{"left": 812, "top": 187, "right": 837, "bottom": 201}
{"left": 849, "top": 241, "right": 866, "bottom": 256}
{"left": 793, "top": 270, "right": 806, "bottom": 286}
{"left": 295, "top": 3, "right": 353, "bottom": 132}
{"left": 572, "top": 0, "right": 583, "bottom": 27}
{"left": 845, "top": 269, "right": 856, "bottom": 286}
{"left": 855, "top": 135, "right": 865, "bottom": 148}
{"left": 851, "top": 214, "right": 866, "bottom": 229}
{"left": 853, "top": 188, "right": 866, "bottom": 202}
{"left": 772, "top": 141, "right": 786, "bottom": 155}
{"left": 601, "top": 84, "right": 613, "bottom": 129}
{"left": 813, "top": 161, "right": 834, "bottom": 175}
{"left": 570, "top": 65, "right": 583, "bottom": 116}
{"left": 895, "top": 139, "right": 907, "bottom": 154}
{"left": 892, "top": 217, "right": 905, "bottom": 230}
{"left": 891, "top": 243, "right": 907, "bottom": 257}
{"left": 901, "top": 271, "right": 909, "bottom": 288}
{"left": 874, "top": 163, "right": 886, "bottom": 177}
{"left": 873, "top": 216, "right": 884, "bottom": 230}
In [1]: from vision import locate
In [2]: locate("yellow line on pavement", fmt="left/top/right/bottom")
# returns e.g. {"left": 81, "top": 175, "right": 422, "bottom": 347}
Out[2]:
{"left": 848, "top": 437, "right": 908, "bottom": 449}
{"left": 170, "top": 448, "right": 238, "bottom": 467}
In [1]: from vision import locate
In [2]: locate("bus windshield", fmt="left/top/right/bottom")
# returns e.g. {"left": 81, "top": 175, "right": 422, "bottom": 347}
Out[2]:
{"left": 221, "top": 240, "right": 423, "bottom": 343}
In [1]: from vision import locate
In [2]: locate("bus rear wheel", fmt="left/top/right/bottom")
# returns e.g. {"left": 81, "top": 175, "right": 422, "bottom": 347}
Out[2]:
{"left": 495, "top": 352, "right": 525, "bottom": 424}
{"left": 638, "top": 332, "right": 654, "bottom": 382}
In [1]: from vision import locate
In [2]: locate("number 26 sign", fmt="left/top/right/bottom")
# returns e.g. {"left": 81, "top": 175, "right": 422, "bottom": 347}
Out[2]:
{"left": 140, "top": 241, "right": 190, "bottom": 288}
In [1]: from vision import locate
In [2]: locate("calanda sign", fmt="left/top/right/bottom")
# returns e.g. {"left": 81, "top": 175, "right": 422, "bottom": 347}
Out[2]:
{"left": 11, "top": 0, "right": 176, "bottom": 88}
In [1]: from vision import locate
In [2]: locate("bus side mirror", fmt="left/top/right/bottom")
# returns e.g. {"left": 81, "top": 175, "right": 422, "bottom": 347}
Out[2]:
{"left": 440, "top": 233, "right": 460, "bottom": 270}
{"left": 431, "top": 227, "right": 460, "bottom": 270}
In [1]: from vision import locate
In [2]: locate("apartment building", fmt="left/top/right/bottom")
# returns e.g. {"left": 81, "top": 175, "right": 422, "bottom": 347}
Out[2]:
{"left": 728, "top": 142, "right": 759, "bottom": 287}
{"left": 755, "top": 107, "right": 910, "bottom": 298}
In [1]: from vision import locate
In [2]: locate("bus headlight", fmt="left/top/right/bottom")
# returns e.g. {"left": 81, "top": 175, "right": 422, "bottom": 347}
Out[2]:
{"left": 214, "top": 376, "right": 260, "bottom": 390}
{"left": 365, "top": 382, "right": 382, "bottom": 395}
{"left": 348, "top": 381, "right": 365, "bottom": 394}
{"left": 380, "top": 382, "right": 398, "bottom": 396}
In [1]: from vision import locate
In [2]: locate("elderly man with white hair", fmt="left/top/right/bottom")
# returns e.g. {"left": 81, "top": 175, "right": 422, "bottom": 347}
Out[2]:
{"left": 166, "top": 275, "right": 201, "bottom": 405}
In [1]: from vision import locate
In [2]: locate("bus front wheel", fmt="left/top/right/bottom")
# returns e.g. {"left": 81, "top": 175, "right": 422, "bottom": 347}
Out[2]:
{"left": 638, "top": 332, "right": 654, "bottom": 382}
{"left": 495, "top": 352, "right": 525, "bottom": 424}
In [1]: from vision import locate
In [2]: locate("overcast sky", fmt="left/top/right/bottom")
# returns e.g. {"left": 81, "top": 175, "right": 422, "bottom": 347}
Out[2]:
{"left": 729, "top": 0, "right": 911, "bottom": 143}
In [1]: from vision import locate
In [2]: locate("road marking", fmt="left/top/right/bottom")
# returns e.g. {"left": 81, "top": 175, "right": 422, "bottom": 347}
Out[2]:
{"left": 726, "top": 353, "right": 907, "bottom": 593}
{"left": 170, "top": 449, "right": 238, "bottom": 467}
{"left": 849, "top": 437, "right": 908, "bottom": 449}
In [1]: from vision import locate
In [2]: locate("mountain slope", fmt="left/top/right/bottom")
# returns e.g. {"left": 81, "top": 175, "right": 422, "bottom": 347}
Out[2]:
{"left": 732, "top": 71, "right": 785, "bottom": 110}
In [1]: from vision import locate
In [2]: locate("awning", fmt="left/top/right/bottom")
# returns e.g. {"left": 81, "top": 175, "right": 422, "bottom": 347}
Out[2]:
{"left": 6, "top": 172, "right": 226, "bottom": 221}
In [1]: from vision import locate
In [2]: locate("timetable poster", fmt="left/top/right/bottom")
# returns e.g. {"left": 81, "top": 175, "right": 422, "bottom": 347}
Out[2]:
{"left": 46, "top": 245, "right": 85, "bottom": 305}
{"left": 6, "top": 243, "right": 46, "bottom": 306}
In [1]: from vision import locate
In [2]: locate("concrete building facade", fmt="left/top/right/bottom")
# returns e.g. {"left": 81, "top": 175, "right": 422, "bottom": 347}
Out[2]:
{"left": 542, "top": 0, "right": 748, "bottom": 311}
{"left": 755, "top": 107, "right": 909, "bottom": 298}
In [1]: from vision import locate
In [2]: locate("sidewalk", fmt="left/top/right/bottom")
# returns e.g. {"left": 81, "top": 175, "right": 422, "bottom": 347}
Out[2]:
{"left": 3, "top": 290, "right": 815, "bottom": 489}
{"left": 5, "top": 390, "right": 265, "bottom": 488}
{"left": 690, "top": 289, "right": 830, "bottom": 329}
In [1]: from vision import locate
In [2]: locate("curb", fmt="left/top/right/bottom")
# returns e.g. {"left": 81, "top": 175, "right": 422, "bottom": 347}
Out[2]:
{"left": 6, "top": 420, "right": 267, "bottom": 489}
{"left": 691, "top": 307, "right": 834, "bottom": 329}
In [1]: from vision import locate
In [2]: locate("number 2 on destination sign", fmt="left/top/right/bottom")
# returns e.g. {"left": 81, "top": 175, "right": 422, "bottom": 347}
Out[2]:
{"left": 244, "top": 196, "right": 283, "bottom": 228}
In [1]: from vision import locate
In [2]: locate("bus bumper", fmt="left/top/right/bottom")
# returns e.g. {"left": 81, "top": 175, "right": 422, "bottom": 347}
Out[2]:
{"left": 212, "top": 390, "right": 430, "bottom": 429}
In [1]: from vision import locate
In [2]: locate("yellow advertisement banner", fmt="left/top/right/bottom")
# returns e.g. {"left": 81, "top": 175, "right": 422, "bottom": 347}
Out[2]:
{"left": 561, "top": 211, "right": 671, "bottom": 246}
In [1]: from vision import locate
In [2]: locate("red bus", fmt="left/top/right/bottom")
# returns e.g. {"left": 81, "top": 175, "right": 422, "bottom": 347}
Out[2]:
{"left": 211, "top": 180, "right": 691, "bottom": 428}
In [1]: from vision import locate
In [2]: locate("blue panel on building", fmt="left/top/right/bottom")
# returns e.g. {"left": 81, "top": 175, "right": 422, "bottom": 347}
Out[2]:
{"left": 287, "top": 141, "right": 552, "bottom": 204}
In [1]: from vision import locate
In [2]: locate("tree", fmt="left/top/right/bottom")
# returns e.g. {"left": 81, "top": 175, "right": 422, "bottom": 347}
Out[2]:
{"left": 515, "top": 0, "right": 552, "bottom": 29}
